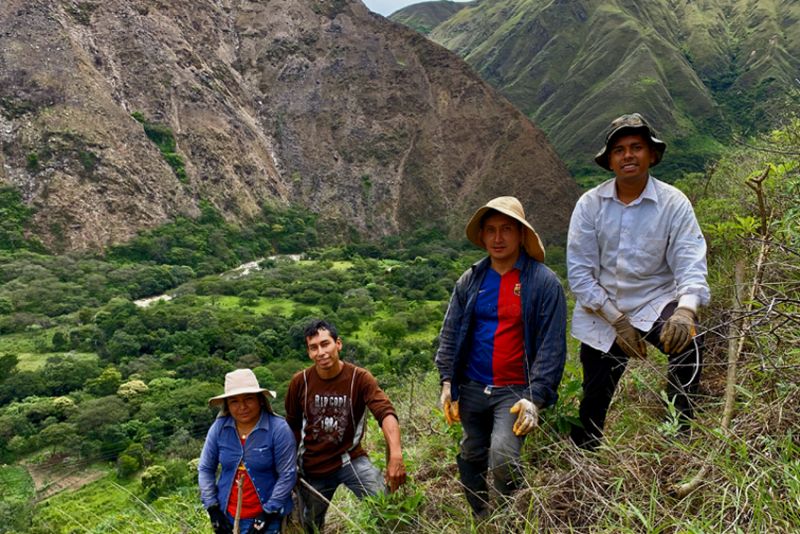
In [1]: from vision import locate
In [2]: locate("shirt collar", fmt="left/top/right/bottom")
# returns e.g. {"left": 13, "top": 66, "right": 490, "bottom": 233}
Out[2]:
{"left": 221, "top": 411, "right": 271, "bottom": 431}
{"left": 598, "top": 175, "right": 658, "bottom": 205}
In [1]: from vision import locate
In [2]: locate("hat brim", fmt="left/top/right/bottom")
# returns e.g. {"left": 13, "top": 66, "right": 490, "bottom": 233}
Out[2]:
{"left": 594, "top": 126, "right": 666, "bottom": 171}
{"left": 208, "top": 387, "right": 277, "bottom": 407}
{"left": 465, "top": 205, "right": 545, "bottom": 262}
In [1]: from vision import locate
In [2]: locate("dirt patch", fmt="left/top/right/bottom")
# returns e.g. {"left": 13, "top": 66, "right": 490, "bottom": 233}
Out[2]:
{"left": 23, "top": 457, "right": 107, "bottom": 501}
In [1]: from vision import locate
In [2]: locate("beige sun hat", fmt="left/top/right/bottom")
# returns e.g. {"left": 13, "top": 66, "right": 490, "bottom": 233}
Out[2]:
{"left": 465, "top": 196, "right": 545, "bottom": 262}
{"left": 208, "top": 368, "right": 276, "bottom": 408}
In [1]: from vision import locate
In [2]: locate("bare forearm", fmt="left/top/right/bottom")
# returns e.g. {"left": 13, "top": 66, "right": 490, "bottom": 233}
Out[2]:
{"left": 381, "top": 414, "right": 402, "bottom": 459}
{"left": 380, "top": 414, "right": 406, "bottom": 492}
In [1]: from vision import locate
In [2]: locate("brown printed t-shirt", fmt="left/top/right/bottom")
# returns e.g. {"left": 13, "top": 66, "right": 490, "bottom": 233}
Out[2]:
{"left": 285, "top": 362, "right": 397, "bottom": 477}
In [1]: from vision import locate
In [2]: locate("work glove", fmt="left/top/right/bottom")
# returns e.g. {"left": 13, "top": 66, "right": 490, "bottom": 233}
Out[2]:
{"left": 440, "top": 381, "right": 460, "bottom": 424}
{"left": 207, "top": 504, "right": 233, "bottom": 534}
{"left": 247, "top": 511, "right": 281, "bottom": 533}
{"left": 660, "top": 307, "right": 696, "bottom": 354}
{"left": 612, "top": 314, "right": 647, "bottom": 359}
{"left": 510, "top": 399, "right": 538, "bottom": 436}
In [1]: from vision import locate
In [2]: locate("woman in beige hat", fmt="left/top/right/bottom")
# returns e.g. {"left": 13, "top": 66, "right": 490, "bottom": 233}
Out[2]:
{"left": 198, "top": 369, "right": 296, "bottom": 533}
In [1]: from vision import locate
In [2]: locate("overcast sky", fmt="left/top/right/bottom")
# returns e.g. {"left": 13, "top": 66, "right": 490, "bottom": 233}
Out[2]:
{"left": 363, "top": 0, "right": 471, "bottom": 17}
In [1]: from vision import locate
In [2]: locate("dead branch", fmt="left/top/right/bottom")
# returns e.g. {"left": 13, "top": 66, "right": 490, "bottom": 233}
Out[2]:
{"left": 672, "top": 171, "right": 772, "bottom": 498}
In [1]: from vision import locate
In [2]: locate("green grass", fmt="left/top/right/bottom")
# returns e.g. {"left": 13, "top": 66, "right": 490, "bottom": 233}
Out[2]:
{"left": 195, "top": 295, "right": 322, "bottom": 316}
{"left": 32, "top": 473, "right": 210, "bottom": 533}
{"left": 15, "top": 352, "right": 98, "bottom": 372}
{"left": 0, "top": 464, "right": 34, "bottom": 501}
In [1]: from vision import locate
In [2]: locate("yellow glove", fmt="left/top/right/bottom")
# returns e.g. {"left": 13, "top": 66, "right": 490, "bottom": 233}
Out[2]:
{"left": 440, "top": 381, "right": 460, "bottom": 424}
{"left": 611, "top": 314, "right": 648, "bottom": 359}
{"left": 660, "top": 307, "right": 697, "bottom": 353}
{"left": 510, "top": 399, "right": 538, "bottom": 436}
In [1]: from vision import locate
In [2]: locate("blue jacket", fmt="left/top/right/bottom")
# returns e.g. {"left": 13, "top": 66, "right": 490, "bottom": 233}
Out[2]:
{"left": 198, "top": 412, "right": 297, "bottom": 515}
{"left": 434, "top": 251, "right": 567, "bottom": 407}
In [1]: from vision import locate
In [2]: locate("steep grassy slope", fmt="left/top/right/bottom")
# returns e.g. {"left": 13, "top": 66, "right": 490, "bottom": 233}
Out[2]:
{"left": 397, "top": 0, "right": 799, "bottom": 182}
{"left": 389, "top": 1, "right": 473, "bottom": 34}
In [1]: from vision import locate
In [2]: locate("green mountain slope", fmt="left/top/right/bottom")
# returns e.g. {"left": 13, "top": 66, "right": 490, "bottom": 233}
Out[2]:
{"left": 394, "top": 0, "right": 799, "bottom": 182}
{"left": 389, "top": 1, "right": 474, "bottom": 34}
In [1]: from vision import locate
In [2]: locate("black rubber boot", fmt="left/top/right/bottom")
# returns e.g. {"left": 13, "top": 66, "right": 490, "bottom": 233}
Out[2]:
{"left": 456, "top": 454, "right": 489, "bottom": 518}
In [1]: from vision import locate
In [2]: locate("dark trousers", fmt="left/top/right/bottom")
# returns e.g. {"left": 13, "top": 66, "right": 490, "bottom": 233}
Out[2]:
{"left": 570, "top": 302, "right": 703, "bottom": 450}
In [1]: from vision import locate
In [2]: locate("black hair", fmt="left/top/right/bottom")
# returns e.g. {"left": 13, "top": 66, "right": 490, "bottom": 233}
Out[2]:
{"left": 220, "top": 392, "right": 274, "bottom": 416}
{"left": 608, "top": 127, "right": 657, "bottom": 151}
{"left": 303, "top": 319, "right": 339, "bottom": 344}
{"left": 479, "top": 209, "right": 523, "bottom": 230}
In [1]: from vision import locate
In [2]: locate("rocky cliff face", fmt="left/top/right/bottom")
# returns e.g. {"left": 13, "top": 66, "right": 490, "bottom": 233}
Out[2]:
{"left": 0, "top": 0, "right": 578, "bottom": 251}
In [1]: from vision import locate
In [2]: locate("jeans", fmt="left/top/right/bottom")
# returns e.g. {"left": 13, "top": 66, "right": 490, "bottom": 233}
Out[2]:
{"left": 299, "top": 455, "right": 385, "bottom": 533}
{"left": 571, "top": 301, "right": 704, "bottom": 450}
{"left": 458, "top": 380, "right": 527, "bottom": 499}
{"left": 223, "top": 511, "right": 282, "bottom": 533}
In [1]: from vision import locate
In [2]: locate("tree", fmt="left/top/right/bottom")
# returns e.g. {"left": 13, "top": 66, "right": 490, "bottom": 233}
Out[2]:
{"left": 84, "top": 367, "right": 122, "bottom": 396}
{"left": 51, "top": 331, "right": 68, "bottom": 351}
{"left": 141, "top": 465, "right": 168, "bottom": 499}
{"left": 0, "top": 353, "right": 18, "bottom": 382}
{"left": 374, "top": 317, "right": 408, "bottom": 353}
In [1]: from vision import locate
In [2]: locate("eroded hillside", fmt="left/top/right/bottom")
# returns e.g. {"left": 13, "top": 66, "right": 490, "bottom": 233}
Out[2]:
{"left": 0, "top": 0, "right": 579, "bottom": 251}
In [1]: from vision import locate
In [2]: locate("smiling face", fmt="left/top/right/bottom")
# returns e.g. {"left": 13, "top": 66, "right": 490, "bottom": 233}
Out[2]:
{"left": 608, "top": 132, "right": 656, "bottom": 183}
{"left": 226, "top": 393, "right": 262, "bottom": 428}
{"left": 306, "top": 328, "right": 343, "bottom": 379}
{"left": 480, "top": 212, "right": 523, "bottom": 266}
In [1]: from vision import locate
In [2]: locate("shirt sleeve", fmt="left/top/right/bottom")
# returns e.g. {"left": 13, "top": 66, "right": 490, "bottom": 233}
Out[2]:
{"left": 667, "top": 197, "right": 710, "bottom": 312}
{"left": 434, "top": 269, "right": 469, "bottom": 382}
{"left": 284, "top": 373, "right": 303, "bottom": 445}
{"left": 358, "top": 368, "right": 397, "bottom": 426}
{"left": 262, "top": 417, "right": 298, "bottom": 514}
{"left": 567, "top": 193, "right": 613, "bottom": 312}
{"left": 198, "top": 419, "right": 222, "bottom": 509}
{"left": 527, "top": 267, "right": 568, "bottom": 408}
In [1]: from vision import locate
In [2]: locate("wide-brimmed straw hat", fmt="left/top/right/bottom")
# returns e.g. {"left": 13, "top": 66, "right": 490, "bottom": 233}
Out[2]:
{"left": 208, "top": 368, "right": 276, "bottom": 408}
{"left": 465, "top": 196, "right": 545, "bottom": 262}
{"left": 594, "top": 113, "right": 667, "bottom": 171}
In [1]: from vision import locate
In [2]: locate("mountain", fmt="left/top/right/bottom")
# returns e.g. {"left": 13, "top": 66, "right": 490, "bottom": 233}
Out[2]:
{"left": 0, "top": 0, "right": 579, "bottom": 252}
{"left": 391, "top": 0, "right": 800, "bottom": 181}
{"left": 389, "top": 1, "right": 473, "bottom": 35}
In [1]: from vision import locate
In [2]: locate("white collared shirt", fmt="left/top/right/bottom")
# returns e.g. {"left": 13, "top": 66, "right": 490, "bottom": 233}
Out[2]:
{"left": 567, "top": 176, "right": 710, "bottom": 352}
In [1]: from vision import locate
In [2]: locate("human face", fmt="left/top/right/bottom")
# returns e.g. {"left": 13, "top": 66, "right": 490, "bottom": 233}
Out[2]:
{"left": 227, "top": 393, "right": 262, "bottom": 427}
{"left": 480, "top": 212, "right": 523, "bottom": 265}
{"left": 306, "top": 328, "right": 343, "bottom": 377}
{"left": 608, "top": 133, "right": 656, "bottom": 183}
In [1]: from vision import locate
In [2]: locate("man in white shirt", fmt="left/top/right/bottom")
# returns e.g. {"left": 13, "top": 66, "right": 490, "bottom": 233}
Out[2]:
{"left": 567, "top": 113, "right": 710, "bottom": 450}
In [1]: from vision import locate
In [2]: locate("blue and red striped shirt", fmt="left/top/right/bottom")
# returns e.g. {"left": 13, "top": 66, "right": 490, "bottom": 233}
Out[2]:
{"left": 465, "top": 265, "right": 526, "bottom": 386}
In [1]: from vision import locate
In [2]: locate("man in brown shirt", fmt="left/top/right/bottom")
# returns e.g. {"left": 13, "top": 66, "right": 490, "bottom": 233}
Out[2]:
{"left": 285, "top": 319, "right": 406, "bottom": 532}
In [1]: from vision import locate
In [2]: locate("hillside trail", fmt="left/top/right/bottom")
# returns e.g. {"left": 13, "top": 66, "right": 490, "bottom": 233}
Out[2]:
{"left": 133, "top": 254, "right": 302, "bottom": 307}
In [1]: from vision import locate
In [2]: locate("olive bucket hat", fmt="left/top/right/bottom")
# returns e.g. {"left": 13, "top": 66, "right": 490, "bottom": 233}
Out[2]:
{"left": 465, "top": 196, "right": 545, "bottom": 262}
{"left": 594, "top": 113, "right": 667, "bottom": 171}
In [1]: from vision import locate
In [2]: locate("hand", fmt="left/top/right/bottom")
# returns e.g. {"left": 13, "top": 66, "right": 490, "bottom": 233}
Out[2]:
{"left": 385, "top": 454, "right": 407, "bottom": 493}
{"left": 207, "top": 504, "right": 233, "bottom": 534}
{"left": 611, "top": 314, "right": 647, "bottom": 359}
{"left": 440, "top": 381, "right": 460, "bottom": 424}
{"left": 247, "top": 511, "right": 281, "bottom": 533}
{"left": 510, "top": 399, "right": 538, "bottom": 436}
{"left": 660, "top": 307, "right": 697, "bottom": 353}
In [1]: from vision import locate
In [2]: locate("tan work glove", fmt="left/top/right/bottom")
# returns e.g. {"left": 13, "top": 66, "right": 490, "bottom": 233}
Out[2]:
{"left": 660, "top": 307, "right": 697, "bottom": 353}
{"left": 612, "top": 314, "right": 647, "bottom": 359}
{"left": 510, "top": 399, "right": 538, "bottom": 436}
{"left": 440, "top": 381, "right": 460, "bottom": 424}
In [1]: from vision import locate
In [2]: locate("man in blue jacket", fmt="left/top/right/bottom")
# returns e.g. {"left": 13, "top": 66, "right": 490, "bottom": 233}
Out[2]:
{"left": 435, "top": 196, "right": 567, "bottom": 517}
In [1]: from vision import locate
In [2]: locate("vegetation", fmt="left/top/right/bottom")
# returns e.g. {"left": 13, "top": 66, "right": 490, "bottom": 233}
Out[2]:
{"left": 1, "top": 120, "right": 798, "bottom": 531}
{"left": 131, "top": 112, "right": 188, "bottom": 183}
